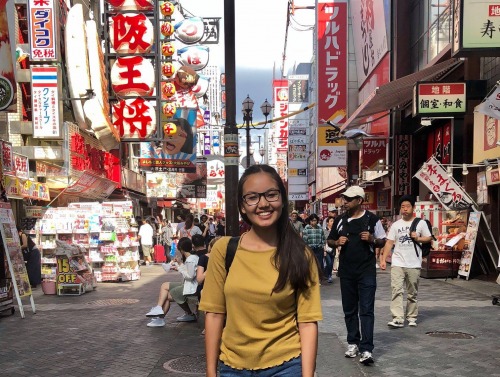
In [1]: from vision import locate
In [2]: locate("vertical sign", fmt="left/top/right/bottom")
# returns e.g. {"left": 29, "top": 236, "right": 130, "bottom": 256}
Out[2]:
{"left": 28, "top": 0, "right": 57, "bottom": 61}
{"left": 0, "top": 1, "right": 16, "bottom": 111}
{"left": 31, "top": 66, "right": 60, "bottom": 138}
{"left": 273, "top": 80, "right": 289, "bottom": 180}
{"left": 203, "top": 134, "right": 211, "bottom": 155}
{"left": 458, "top": 211, "right": 481, "bottom": 279}
{"left": 1, "top": 140, "right": 15, "bottom": 176}
{"left": 0, "top": 202, "right": 36, "bottom": 318}
{"left": 395, "top": 135, "right": 411, "bottom": 196}
{"left": 317, "top": 126, "right": 347, "bottom": 167}
{"left": 317, "top": 0, "right": 348, "bottom": 124}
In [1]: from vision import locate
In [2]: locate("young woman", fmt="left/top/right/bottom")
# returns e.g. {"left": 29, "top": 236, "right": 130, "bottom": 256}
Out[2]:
{"left": 145, "top": 237, "right": 199, "bottom": 327}
{"left": 199, "top": 164, "right": 323, "bottom": 377}
{"left": 17, "top": 227, "right": 41, "bottom": 288}
{"left": 178, "top": 214, "right": 202, "bottom": 239}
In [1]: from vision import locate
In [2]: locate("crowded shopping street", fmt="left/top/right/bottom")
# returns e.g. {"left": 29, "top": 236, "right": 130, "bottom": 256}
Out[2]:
{"left": 1, "top": 264, "right": 499, "bottom": 376}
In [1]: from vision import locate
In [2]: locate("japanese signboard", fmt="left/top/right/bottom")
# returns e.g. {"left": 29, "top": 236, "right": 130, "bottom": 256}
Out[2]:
{"left": 288, "top": 76, "right": 309, "bottom": 103}
{"left": 360, "top": 138, "right": 388, "bottom": 170}
{"left": 145, "top": 162, "right": 207, "bottom": 199}
{"left": 0, "top": 140, "right": 14, "bottom": 176}
{"left": 317, "top": 0, "right": 348, "bottom": 124}
{"left": 414, "top": 82, "right": 466, "bottom": 116}
{"left": 28, "top": 0, "right": 57, "bottom": 61}
{"left": 0, "top": 202, "right": 36, "bottom": 318}
{"left": 0, "top": 1, "right": 17, "bottom": 112}
{"left": 349, "top": 0, "right": 389, "bottom": 87}
{"left": 395, "top": 135, "right": 412, "bottom": 196}
{"left": 62, "top": 171, "right": 118, "bottom": 200}
{"left": 31, "top": 66, "right": 61, "bottom": 138}
{"left": 474, "top": 108, "right": 500, "bottom": 162}
{"left": 452, "top": 0, "right": 500, "bottom": 56}
{"left": 316, "top": 125, "right": 347, "bottom": 167}
{"left": 13, "top": 153, "right": 29, "bottom": 180}
{"left": 458, "top": 211, "right": 481, "bottom": 279}
{"left": 414, "top": 156, "right": 477, "bottom": 210}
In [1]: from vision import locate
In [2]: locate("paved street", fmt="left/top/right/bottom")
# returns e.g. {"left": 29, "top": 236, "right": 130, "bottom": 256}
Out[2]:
{"left": 1, "top": 265, "right": 500, "bottom": 377}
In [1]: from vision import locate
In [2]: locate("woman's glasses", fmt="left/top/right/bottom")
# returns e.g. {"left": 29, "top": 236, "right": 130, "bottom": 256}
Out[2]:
{"left": 242, "top": 189, "right": 281, "bottom": 206}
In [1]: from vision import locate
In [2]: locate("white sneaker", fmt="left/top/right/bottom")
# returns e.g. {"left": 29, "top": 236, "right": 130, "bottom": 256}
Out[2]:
{"left": 146, "top": 305, "right": 164, "bottom": 317}
{"left": 359, "top": 351, "right": 374, "bottom": 365}
{"left": 147, "top": 317, "right": 165, "bottom": 327}
{"left": 345, "top": 344, "right": 359, "bottom": 358}
{"left": 176, "top": 313, "right": 197, "bottom": 322}
{"left": 387, "top": 319, "right": 404, "bottom": 328}
{"left": 408, "top": 319, "right": 418, "bottom": 327}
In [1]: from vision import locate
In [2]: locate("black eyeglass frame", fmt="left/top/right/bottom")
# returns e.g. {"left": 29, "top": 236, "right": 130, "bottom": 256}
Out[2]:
{"left": 242, "top": 189, "right": 281, "bottom": 206}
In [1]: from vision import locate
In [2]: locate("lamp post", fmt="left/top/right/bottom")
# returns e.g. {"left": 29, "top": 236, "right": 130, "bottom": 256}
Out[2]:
{"left": 241, "top": 96, "right": 272, "bottom": 168}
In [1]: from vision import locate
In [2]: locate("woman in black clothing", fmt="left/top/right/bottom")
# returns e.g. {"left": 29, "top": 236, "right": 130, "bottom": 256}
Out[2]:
{"left": 17, "top": 227, "right": 42, "bottom": 288}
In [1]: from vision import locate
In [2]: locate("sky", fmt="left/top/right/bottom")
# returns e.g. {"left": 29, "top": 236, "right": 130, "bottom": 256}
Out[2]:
{"left": 178, "top": 0, "right": 316, "bottom": 125}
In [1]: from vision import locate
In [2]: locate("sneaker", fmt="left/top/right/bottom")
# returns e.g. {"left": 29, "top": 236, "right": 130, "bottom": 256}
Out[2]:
{"left": 146, "top": 305, "right": 164, "bottom": 317}
{"left": 359, "top": 351, "right": 374, "bottom": 365}
{"left": 345, "top": 344, "right": 359, "bottom": 358}
{"left": 327, "top": 276, "right": 333, "bottom": 284}
{"left": 176, "top": 313, "right": 197, "bottom": 322}
{"left": 408, "top": 319, "right": 418, "bottom": 327}
{"left": 147, "top": 317, "right": 165, "bottom": 327}
{"left": 387, "top": 319, "right": 404, "bottom": 328}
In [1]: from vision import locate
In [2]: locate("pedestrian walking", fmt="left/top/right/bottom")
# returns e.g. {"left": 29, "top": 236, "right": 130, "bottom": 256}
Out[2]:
{"left": 302, "top": 213, "right": 326, "bottom": 281}
{"left": 380, "top": 195, "right": 433, "bottom": 328}
{"left": 290, "top": 210, "right": 304, "bottom": 237}
{"left": 161, "top": 220, "right": 174, "bottom": 260}
{"left": 327, "top": 186, "right": 386, "bottom": 365}
{"left": 178, "top": 214, "right": 202, "bottom": 239}
{"left": 145, "top": 237, "right": 198, "bottom": 327}
{"left": 199, "top": 164, "right": 322, "bottom": 377}
{"left": 138, "top": 219, "right": 154, "bottom": 266}
{"left": 323, "top": 216, "right": 336, "bottom": 283}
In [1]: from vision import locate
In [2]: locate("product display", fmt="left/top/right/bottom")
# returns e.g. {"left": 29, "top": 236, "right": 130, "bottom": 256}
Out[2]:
{"left": 415, "top": 202, "right": 468, "bottom": 278}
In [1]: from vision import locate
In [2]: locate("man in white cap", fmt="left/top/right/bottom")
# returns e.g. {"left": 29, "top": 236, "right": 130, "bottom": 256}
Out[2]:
{"left": 327, "top": 186, "right": 386, "bottom": 366}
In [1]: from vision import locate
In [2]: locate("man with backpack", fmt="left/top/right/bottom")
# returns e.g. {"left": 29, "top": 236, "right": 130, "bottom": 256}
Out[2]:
{"left": 380, "top": 195, "right": 434, "bottom": 328}
{"left": 327, "top": 186, "right": 387, "bottom": 365}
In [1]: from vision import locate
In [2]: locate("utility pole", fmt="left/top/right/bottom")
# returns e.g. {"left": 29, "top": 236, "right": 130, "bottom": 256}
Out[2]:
{"left": 223, "top": 0, "right": 239, "bottom": 236}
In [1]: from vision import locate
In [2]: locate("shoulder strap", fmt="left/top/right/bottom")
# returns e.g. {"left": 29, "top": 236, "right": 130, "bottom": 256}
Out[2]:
{"left": 225, "top": 236, "right": 240, "bottom": 273}
{"left": 410, "top": 218, "right": 422, "bottom": 257}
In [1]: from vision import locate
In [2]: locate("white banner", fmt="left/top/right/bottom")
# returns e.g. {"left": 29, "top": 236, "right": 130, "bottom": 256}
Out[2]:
{"left": 458, "top": 211, "right": 481, "bottom": 279}
{"left": 414, "top": 156, "right": 477, "bottom": 210}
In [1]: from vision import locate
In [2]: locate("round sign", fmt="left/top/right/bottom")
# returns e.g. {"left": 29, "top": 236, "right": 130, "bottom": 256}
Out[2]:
{"left": 0, "top": 76, "right": 14, "bottom": 111}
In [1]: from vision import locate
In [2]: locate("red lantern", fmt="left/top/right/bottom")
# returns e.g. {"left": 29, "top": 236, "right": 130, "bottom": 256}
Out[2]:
{"left": 164, "top": 122, "right": 177, "bottom": 136}
{"left": 160, "top": 1, "right": 175, "bottom": 16}
{"left": 162, "top": 62, "right": 175, "bottom": 77}
{"left": 161, "top": 42, "right": 175, "bottom": 56}
{"left": 162, "top": 102, "right": 177, "bottom": 117}
{"left": 162, "top": 82, "right": 176, "bottom": 98}
{"left": 161, "top": 22, "right": 174, "bottom": 37}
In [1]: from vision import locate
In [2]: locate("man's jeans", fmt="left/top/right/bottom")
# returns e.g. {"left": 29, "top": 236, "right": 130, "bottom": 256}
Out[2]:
{"left": 324, "top": 252, "right": 334, "bottom": 278}
{"left": 340, "top": 274, "right": 376, "bottom": 353}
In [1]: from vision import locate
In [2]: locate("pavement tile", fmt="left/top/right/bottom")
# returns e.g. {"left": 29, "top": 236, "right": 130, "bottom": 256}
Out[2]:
{"left": 1, "top": 265, "right": 500, "bottom": 376}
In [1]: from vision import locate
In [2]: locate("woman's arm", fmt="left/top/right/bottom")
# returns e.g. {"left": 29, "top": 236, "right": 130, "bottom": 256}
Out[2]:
{"left": 20, "top": 233, "right": 29, "bottom": 250}
{"left": 205, "top": 312, "right": 225, "bottom": 377}
{"left": 298, "top": 321, "right": 318, "bottom": 377}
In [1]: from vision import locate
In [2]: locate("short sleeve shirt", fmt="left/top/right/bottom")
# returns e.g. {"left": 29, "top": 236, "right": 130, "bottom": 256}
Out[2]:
{"left": 199, "top": 237, "right": 323, "bottom": 370}
{"left": 387, "top": 218, "right": 432, "bottom": 268}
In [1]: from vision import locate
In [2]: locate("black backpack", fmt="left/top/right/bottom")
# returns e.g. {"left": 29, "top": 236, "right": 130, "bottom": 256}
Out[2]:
{"left": 225, "top": 236, "right": 240, "bottom": 273}
{"left": 409, "top": 218, "right": 436, "bottom": 257}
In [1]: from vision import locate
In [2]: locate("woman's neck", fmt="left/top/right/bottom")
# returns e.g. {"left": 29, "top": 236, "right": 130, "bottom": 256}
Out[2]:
{"left": 243, "top": 226, "right": 279, "bottom": 250}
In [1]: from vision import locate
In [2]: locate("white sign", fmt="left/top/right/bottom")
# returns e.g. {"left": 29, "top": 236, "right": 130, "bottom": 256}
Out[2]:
{"left": 288, "top": 193, "right": 308, "bottom": 201}
{"left": 414, "top": 156, "right": 477, "bottom": 210}
{"left": 350, "top": 0, "right": 389, "bottom": 86}
{"left": 463, "top": 0, "right": 500, "bottom": 49}
{"left": 31, "top": 66, "right": 60, "bottom": 138}
{"left": 13, "top": 153, "right": 29, "bottom": 180}
{"left": 458, "top": 211, "right": 481, "bottom": 279}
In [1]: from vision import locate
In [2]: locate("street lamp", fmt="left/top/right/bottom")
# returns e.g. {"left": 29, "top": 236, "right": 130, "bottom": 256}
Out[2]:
{"left": 241, "top": 95, "right": 271, "bottom": 168}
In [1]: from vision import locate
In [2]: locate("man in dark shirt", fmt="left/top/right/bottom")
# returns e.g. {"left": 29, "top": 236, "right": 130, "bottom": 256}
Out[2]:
{"left": 327, "top": 186, "right": 386, "bottom": 366}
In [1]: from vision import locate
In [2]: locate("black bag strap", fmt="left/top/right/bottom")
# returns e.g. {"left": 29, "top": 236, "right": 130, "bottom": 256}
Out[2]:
{"left": 225, "top": 236, "right": 240, "bottom": 273}
{"left": 410, "top": 218, "right": 422, "bottom": 257}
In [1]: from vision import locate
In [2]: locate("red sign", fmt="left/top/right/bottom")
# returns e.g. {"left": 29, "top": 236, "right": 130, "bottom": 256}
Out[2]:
{"left": 395, "top": 135, "right": 412, "bottom": 196}
{"left": 361, "top": 138, "right": 388, "bottom": 169}
{"left": 317, "top": 1, "right": 348, "bottom": 123}
{"left": 113, "top": 98, "right": 156, "bottom": 139}
{"left": 110, "top": 13, "right": 154, "bottom": 53}
{"left": 28, "top": 0, "right": 57, "bottom": 61}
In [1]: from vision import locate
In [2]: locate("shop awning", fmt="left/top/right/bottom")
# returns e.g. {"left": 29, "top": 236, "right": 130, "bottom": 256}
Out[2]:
{"left": 58, "top": 171, "right": 118, "bottom": 201}
{"left": 339, "top": 59, "right": 464, "bottom": 131}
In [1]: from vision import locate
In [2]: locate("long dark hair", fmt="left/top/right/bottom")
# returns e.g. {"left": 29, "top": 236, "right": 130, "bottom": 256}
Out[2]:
{"left": 177, "top": 118, "right": 194, "bottom": 154}
{"left": 237, "top": 164, "right": 319, "bottom": 293}
{"left": 184, "top": 214, "right": 194, "bottom": 229}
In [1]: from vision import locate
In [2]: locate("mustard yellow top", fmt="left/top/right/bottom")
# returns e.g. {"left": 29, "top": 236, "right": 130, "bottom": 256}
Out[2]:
{"left": 199, "top": 236, "right": 323, "bottom": 370}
